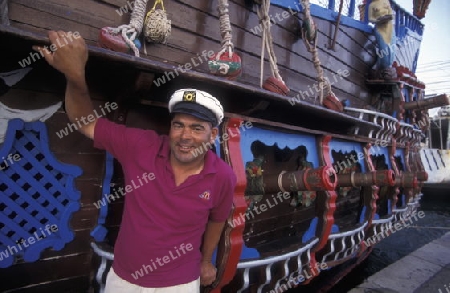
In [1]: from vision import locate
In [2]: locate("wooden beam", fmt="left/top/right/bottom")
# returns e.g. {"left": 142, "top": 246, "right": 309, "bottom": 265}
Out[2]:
{"left": 0, "top": 0, "right": 10, "bottom": 25}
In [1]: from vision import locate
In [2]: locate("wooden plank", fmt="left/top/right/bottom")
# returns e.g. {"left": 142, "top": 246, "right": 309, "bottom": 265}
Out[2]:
{"left": 0, "top": 25, "right": 382, "bottom": 137}
{"left": 39, "top": 229, "right": 93, "bottom": 259}
{"left": 0, "top": 0, "right": 10, "bottom": 25}
{"left": 178, "top": 0, "right": 371, "bottom": 87}
{"left": 71, "top": 205, "right": 100, "bottom": 230}
{"left": 13, "top": 0, "right": 118, "bottom": 28}
{"left": 98, "top": 0, "right": 127, "bottom": 8}
{"left": 7, "top": 0, "right": 372, "bottom": 105}
{"left": 4, "top": 276, "right": 90, "bottom": 293}
{"left": 54, "top": 153, "right": 104, "bottom": 180}
{"left": 0, "top": 253, "right": 91, "bottom": 292}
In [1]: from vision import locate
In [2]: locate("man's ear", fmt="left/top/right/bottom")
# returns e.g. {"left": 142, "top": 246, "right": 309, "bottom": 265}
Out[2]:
{"left": 211, "top": 127, "right": 219, "bottom": 142}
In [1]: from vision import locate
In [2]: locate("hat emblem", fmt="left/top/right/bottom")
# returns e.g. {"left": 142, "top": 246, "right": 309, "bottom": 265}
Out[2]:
{"left": 183, "top": 91, "right": 196, "bottom": 102}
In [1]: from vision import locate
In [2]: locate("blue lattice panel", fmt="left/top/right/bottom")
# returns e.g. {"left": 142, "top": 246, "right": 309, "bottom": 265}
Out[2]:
{"left": 0, "top": 119, "right": 82, "bottom": 268}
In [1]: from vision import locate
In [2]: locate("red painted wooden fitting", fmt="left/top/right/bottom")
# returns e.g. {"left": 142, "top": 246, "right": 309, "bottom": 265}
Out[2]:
{"left": 262, "top": 76, "right": 290, "bottom": 96}
{"left": 98, "top": 27, "right": 129, "bottom": 53}
{"left": 395, "top": 172, "right": 418, "bottom": 188}
{"left": 337, "top": 170, "right": 395, "bottom": 187}
{"left": 323, "top": 92, "right": 344, "bottom": 112}
{"left": 208, "top": 52, "right": 242, "bottom": 79}
{"left": 415, "top": 171, "right": 428, "bottom": 182}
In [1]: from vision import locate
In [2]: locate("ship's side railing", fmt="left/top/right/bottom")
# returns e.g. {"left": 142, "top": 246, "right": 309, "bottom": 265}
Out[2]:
{"left": 319, "top": 222, "right": 368, "bottom": 264}
{"left": 396, "top": 121, "right": 422, "bottom": 148}
{"left": 363, "top": 0, "right": 424, "bottom": 36}
{"left": 365, "top": 215, "right": 393, "bottom": 247}
{"left": 235, "top": 238, "right": 319, "bottom": 293}
{"left": 272, "top": 0, "right": 424, "bottom": 36}
{"left": 344, "top": 107, "right": 398, "bottom": 142}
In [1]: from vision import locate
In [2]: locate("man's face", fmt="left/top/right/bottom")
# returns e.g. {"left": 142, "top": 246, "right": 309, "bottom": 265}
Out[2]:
{"left": 169, "top": 113, "right": 219, "bottom": 165}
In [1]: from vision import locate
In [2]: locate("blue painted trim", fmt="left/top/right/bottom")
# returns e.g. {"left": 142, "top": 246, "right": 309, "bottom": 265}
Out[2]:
{"left": 211, "top": 243, "right": 261, "bottom": 264}
{"left": 302, "top": 217, "right": 317, "bottom": 243}
{"left": 359, "top": 206, "right": 367, "bottom": 223}
{"left": 348, "top": 0, "right": 356, "bottom": 19}
{"left": 328, "top": 139, "right": 366, "bottom": 173}
{"left": 0, "top": 119, "right": 82, "bottom": 268}
{"left": 270, "top": 0, "right": 373, "bottom": 33}
{"left": 240, "top": 243, "right": 261, "bottom": 260}
{"left": 331, "top": 224, "right": 339, "bottom": 233}
{"left": 240, "top": 126, "right": 319, "bottom": 169}
{"left": 387, "top": 199, "right": 392, "bottom": 214}
{"left": 91, "top": 152, "right": 115, "bottom": 242}
{"left": 215, "top": 128, "right": 222, "bottom": 158}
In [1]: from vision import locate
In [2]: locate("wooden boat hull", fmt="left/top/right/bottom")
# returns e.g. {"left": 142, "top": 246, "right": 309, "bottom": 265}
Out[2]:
{"left": 0, "top": 0, "right": 445, "bottom": 292}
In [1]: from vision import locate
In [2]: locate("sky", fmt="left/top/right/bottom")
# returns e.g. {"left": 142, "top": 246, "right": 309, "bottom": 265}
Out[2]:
{"left": 394, "top": 0, "right": 450, "bottom": 102}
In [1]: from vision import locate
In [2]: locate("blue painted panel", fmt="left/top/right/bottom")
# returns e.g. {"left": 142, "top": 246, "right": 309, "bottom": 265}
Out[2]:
{"left": 0, "top": 119, "right": 82, "bottom": 268}
{"left": 329, "top": 139, "right": 367, "bottom": 173}
{"left": 369, "top": 144, "right": 392, "bottom": 169}
{"left": 394, "top": 148, "right": 405, "bottom": 167}
{"left": 241, "top": 126, "right": 319, "bottom": 246}
{"left": 240, "top": 126, "right": 319, "bottom": 168}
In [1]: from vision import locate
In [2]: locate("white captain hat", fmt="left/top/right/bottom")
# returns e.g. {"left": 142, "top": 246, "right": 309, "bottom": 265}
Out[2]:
{"left": 168, "top": 89, "right": 224, "bottom": 126}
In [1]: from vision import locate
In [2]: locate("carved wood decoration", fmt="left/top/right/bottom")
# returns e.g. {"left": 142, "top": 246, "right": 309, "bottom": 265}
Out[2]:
{"left": 363, "top": 143, "right": 379, "bottom": 227}
{"left": 313, "top": 136, "right": 336, "bottom": 253}
{"left": 387, "top": 139, "right": 400, "bottom": 210}
{"left": 209, "top": 118, "right": 247, "bottom": 293}
{"left": 402, "top": 143, "right": 414, "bottom": 204}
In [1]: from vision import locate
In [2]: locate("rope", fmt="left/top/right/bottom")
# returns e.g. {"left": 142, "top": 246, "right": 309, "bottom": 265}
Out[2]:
{"left": 216, "top": 0, "right": 234, "bottom": 60}
{"left": 301, "top": 0, "right": 332, "bottom": 105}
{"left": 108, "top": 0, "right": 149, "bottom": 57}
{"left": 256, "top": 0, "right": 284, "bottom": 87}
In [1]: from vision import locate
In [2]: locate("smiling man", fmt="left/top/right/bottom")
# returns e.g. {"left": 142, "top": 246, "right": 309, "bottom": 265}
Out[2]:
{"left": 35, "top": 31, "right": 236, "bottom": 293}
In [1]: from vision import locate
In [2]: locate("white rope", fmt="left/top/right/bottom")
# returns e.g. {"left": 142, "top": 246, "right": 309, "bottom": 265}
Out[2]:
{"left": 216, "top": 0, "right": 234, "bottom": 60}
{"left": 108, "top": 0, "right": 148, "bottom": 57}
{"left": 257, "top": 0, "right": 284, "bottom": 87}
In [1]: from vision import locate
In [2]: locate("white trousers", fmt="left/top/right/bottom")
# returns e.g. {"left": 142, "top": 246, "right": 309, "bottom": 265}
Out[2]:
{"left": 104, "top": 268, "right": 200, "bottom": 293}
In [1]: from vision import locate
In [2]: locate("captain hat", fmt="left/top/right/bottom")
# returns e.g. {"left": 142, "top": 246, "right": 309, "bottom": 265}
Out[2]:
{"left": 168, "top": 89, "right": 224, "bottom": 126}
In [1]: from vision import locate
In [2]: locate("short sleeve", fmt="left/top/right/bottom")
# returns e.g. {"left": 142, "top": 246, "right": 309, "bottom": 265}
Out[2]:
{"left": 209, "top": 170, "right": 237, "bottom": 222}
{"left": 93, "top": 118, "right": 159, "bottom": 163}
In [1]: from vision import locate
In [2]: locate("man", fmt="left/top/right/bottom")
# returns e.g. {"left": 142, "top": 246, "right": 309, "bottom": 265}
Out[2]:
{"left": 35, "top": 31, "right": 236, "bottom": 293}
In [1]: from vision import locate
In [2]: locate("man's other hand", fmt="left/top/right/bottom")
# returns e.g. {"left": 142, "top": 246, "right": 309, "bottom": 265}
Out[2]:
{"left": 200, "top": 261, "right": 217, "bottom": 286}
{"left": 33, "top": 31, "right": 88, "bottom": 81}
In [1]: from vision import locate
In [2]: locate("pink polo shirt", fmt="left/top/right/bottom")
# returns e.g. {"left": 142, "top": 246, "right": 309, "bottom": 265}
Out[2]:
{"left": 93, "top": 118, "right": 236, "bottom": 287}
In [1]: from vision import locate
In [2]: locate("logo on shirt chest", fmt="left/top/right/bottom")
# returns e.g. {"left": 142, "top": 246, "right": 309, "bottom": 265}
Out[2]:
{"left": 199, "top": 190, "right": 211, "bottom": 200}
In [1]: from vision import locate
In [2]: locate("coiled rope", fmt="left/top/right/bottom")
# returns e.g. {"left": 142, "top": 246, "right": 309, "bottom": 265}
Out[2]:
{"left": 107, "top": 0, "right": 148, "bottom": 56}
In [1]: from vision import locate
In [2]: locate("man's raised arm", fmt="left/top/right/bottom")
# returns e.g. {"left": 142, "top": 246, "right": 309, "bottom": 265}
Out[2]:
{"left": 35, "top": 30, "right": 96, "bottom": 139}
